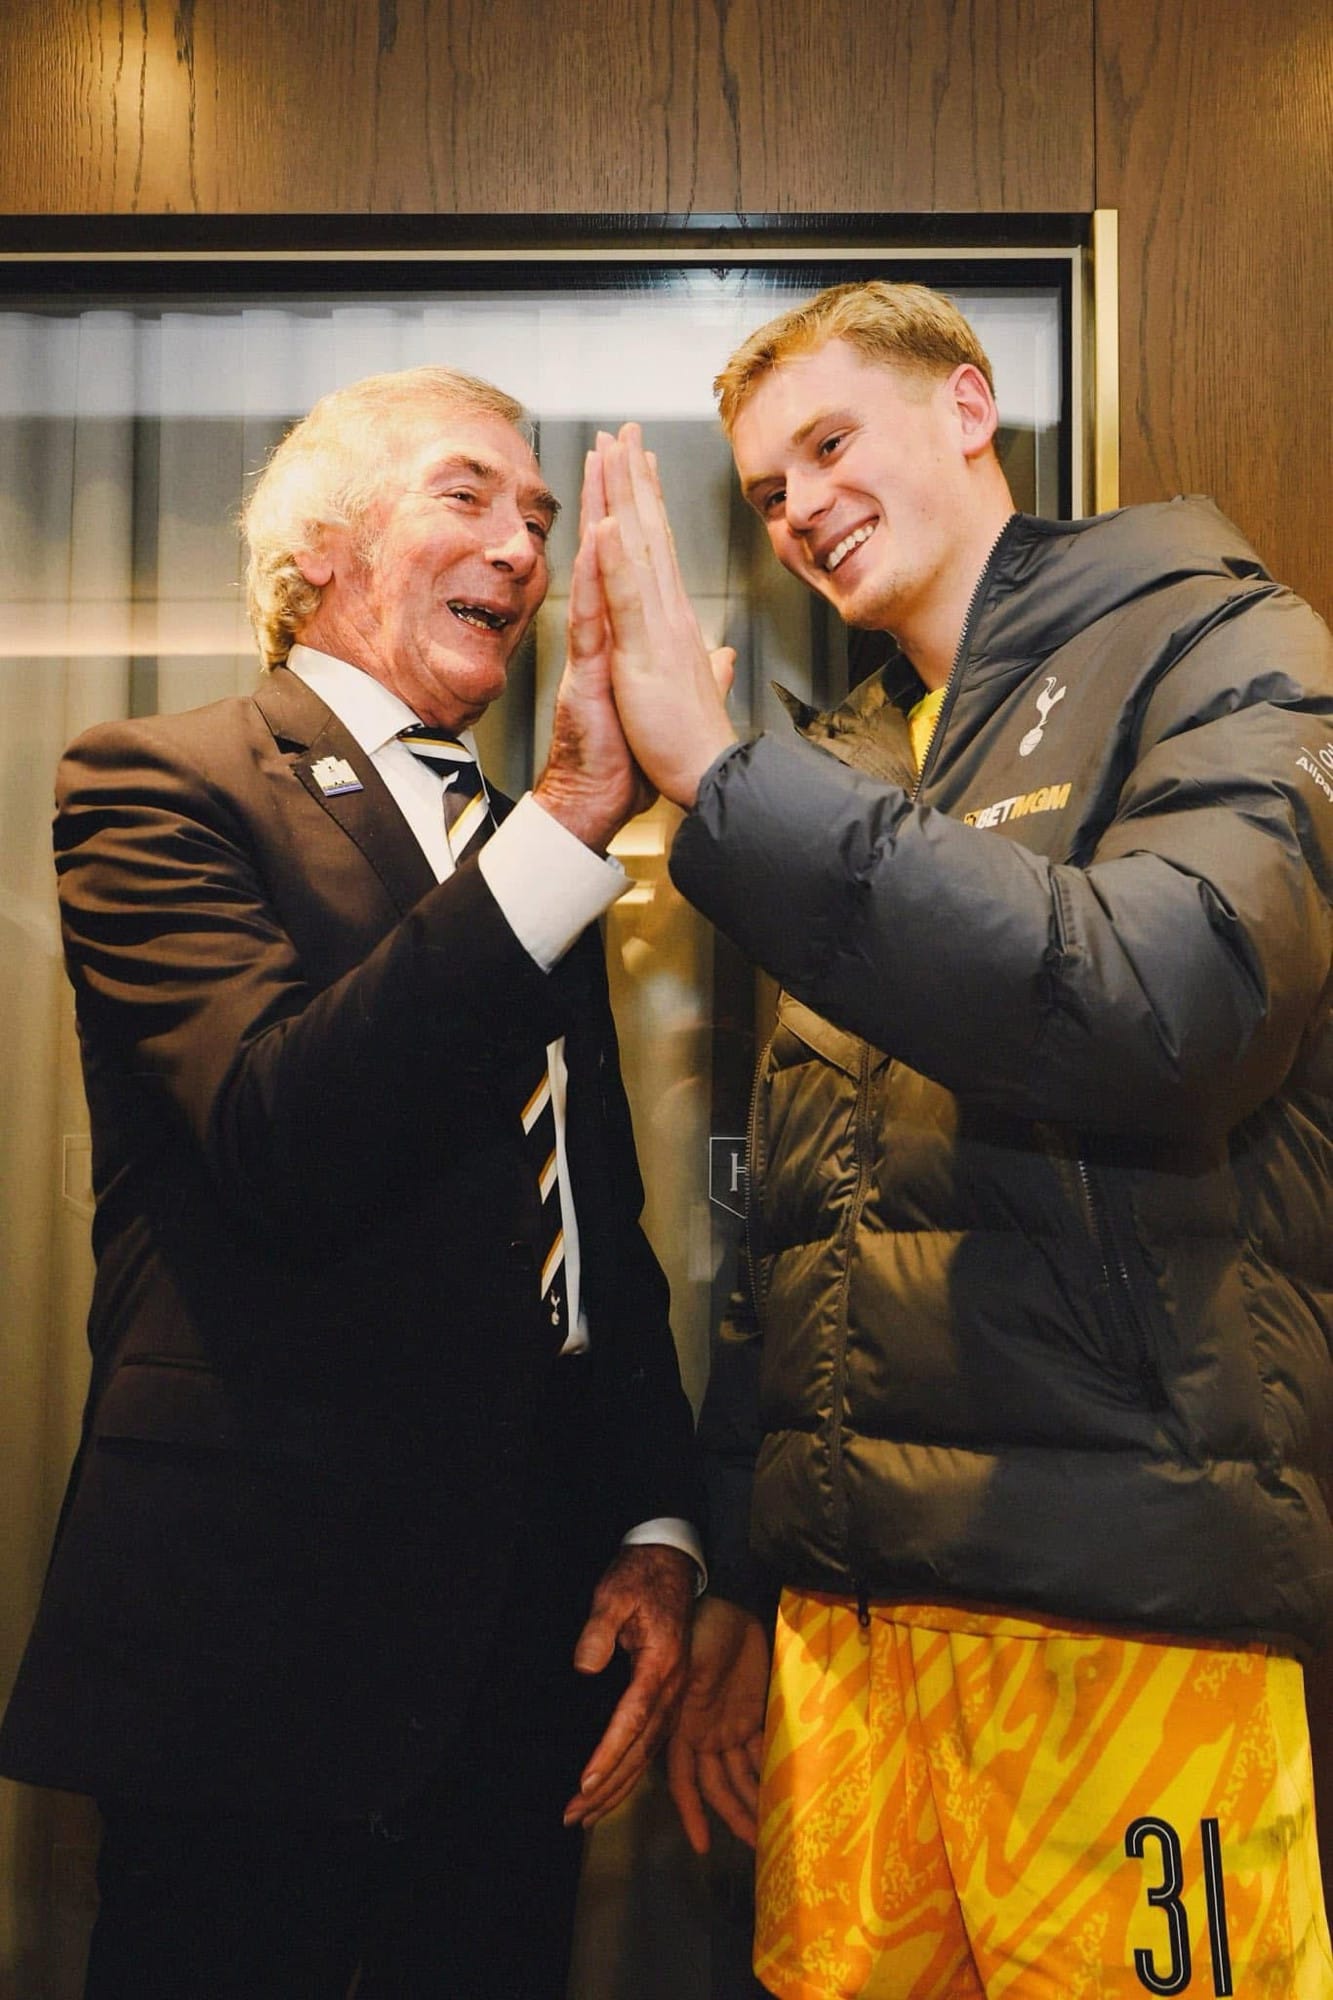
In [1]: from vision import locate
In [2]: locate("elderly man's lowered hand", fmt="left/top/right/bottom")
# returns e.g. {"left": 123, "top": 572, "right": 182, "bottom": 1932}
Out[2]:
{"left": 561, "top": 1543, "right": 697, "bottom": 1831}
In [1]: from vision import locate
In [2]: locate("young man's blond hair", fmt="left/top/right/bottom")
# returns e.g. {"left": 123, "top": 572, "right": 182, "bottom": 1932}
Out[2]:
{"left": 713, "top": 279, "right": 996, "bottom": 435}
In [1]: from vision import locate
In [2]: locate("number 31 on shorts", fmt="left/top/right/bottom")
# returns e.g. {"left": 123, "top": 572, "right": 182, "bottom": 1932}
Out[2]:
{"left": 1126, "top": 1816, "right": 1231, "bottom": 1996}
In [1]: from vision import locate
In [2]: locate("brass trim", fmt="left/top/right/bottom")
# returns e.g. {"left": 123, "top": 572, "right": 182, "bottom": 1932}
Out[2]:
{"left": 1090, "top": 209, "right": 1120, "bottom": 511}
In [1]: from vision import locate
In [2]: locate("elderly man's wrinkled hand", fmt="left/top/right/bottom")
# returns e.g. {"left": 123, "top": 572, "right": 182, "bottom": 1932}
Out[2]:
{"left": 562, "top": 1543, "right": 696, "bottom": 1831}
{"left": 534, "top": 450, "right": 656, "bottom": 852}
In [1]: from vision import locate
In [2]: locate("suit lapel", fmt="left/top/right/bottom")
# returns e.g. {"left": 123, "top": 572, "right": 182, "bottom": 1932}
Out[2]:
{"left": 253, "top": 666, "right": 436, "bottom": 916}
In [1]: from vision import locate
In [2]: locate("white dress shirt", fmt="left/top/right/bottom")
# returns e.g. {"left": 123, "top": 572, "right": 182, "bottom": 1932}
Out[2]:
{"left": 286, "top": 646, "right": 703, "bottom": 1579}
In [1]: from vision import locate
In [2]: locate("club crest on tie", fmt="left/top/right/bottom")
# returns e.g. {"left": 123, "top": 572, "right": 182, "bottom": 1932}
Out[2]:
{"left": 310, "top": 755, "right": 363, "bottom": 797}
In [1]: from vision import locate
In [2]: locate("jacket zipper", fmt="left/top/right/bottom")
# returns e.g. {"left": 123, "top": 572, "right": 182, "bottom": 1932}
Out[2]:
{"left": 911, "top": 515, "right": 1017, "bottom": 800}
{"left": 759, "top": 518, "right": 1014, "bottom": 1616}
{"left": 830, "top": 1038, "right": 877, "bottom": 1604}
{"left": 743, "top": 1026, "right": 878, "bottom": 1613}
{"left": 904, "top": 522, "right": 1160, "bottom": 1408}
{"left": 740, "top": 1025, "right": 777, "bottom": 1329}
{"left": 1073, "top": 1152, "right": 1166, "bottom": 1406}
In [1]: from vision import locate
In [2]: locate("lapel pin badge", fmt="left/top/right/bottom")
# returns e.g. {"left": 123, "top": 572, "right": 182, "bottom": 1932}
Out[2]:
{"left": 310, "top": 755, "right": 363, "bottom": 797}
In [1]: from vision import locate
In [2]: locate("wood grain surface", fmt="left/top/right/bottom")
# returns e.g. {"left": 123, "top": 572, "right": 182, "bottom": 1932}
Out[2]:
{"left": 0, "top": 0, "right": 1093, "bottom": 215}
{"left": 0, "top": 0, "right": 1330, "bottom": 1905}
{"left": 1097, "top": 0, "right": 1332, "bottom": 609}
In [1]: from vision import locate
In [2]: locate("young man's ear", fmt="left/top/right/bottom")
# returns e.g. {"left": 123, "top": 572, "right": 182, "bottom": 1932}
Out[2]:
{"left": 949, "top": 364, "right": 1001, "bottom": 459}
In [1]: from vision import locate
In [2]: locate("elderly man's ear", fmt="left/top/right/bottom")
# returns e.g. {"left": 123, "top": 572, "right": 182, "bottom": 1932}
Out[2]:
{"left": 294, "top": 546, "right": 334, "bottom": 588}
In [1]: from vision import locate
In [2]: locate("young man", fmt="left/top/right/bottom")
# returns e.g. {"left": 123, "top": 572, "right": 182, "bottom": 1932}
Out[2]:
{"left": 0, "top": 365, "right": 702, "bottom": 1999}
{"left": 582, "top": 283, "right": 1333, "bottom": 1996}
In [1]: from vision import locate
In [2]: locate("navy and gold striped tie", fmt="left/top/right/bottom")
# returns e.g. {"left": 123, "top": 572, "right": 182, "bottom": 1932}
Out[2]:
{"left": 396, "top": 726, "right": 493, "bottom": 865}
{"left": 398, "top": 726, "right": 567, "bottom": 1338}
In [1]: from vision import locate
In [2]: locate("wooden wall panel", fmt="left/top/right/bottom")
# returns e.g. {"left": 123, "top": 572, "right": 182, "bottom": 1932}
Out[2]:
{"left": 1098, "top": 4, "right": 1333, "bottom": 1890}
{"left": 1097, "top": 0, "right": 1333, "bottom": 612}
{"left": 2, "top": 0, "right": 1331, "bottom": 1925}
{"left": 0, "top": 0, "right": 1093, "bottom": 217}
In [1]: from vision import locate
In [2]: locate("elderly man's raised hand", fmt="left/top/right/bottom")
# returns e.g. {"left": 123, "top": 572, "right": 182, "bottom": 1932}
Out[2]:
{"left": 533, "top": 450, "right": 656, "bottom": 853}
{"left": 591, "top": 425, "right": 738, "bottom": 808}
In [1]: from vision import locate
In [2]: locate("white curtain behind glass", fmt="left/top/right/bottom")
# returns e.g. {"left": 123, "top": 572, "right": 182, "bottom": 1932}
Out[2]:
{"left": 0, "top": 309, "right": 138, "bottom": 1997}
{"left": 0, "top": 293, "right": 825, "bottom": 1999}
{"left": 0, "top": 281, "right": 1060, "bottom": 1998}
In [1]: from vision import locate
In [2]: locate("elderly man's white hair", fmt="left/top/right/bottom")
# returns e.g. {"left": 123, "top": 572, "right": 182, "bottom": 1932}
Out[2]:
{"left": 242, "top": 366, "right": 530, "bottom": 670}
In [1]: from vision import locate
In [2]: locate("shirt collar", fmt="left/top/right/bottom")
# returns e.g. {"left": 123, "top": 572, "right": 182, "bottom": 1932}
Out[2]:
{"left": 286, "top": 644, "right": 478, "bottom": 759}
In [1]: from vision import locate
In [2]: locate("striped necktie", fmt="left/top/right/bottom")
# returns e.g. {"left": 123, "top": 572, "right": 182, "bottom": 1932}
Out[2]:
{"left": 397, "top": 725, "right": 567, "bottom": 1339}
{"left": 395, "top": 726, "right": 493, "bottom": 865}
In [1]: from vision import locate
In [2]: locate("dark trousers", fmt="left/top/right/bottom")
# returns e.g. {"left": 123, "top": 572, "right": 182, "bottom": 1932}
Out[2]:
{"left": 84, "top": 1359, "right": 625, "bottom": 2000}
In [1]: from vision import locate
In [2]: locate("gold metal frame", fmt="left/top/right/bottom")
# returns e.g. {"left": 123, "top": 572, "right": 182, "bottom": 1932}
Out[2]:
{"left": 1089, "top": 208, "right": 1121, "bottom": 511}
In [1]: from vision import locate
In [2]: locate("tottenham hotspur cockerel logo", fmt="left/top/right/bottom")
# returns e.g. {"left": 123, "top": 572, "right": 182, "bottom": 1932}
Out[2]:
{"left": 1019, "top": 675, "right": 1067, "bottom": 757}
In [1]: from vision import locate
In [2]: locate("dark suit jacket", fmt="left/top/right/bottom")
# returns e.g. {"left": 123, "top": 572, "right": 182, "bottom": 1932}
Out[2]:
{"left": 0, "top": 666, "right": 699, "bottom": 1817}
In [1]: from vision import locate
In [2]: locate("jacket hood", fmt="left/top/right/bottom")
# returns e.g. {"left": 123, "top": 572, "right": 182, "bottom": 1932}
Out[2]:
{"left": 971, "top": 497, "right": 1276, "bottom": 673}
{"left": 790, "top": 498, "right": 1281, "bottom": 734}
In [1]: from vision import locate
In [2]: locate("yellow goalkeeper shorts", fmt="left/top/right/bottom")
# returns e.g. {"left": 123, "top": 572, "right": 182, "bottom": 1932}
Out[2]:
{"left": 754, "top": 1589, "right": 1333, "bottom": 1999}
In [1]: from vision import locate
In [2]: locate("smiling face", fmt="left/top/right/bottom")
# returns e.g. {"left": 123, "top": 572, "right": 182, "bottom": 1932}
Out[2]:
{"left": 298, "top": 405, "right": 556, "bottom": 730}
{"left": 730, "top": 339, "right": 1010, "bottom": 680}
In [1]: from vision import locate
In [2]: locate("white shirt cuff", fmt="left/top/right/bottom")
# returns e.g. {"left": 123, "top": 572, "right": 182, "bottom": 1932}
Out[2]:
{"left": 621, "top": 1517, "right": 708, "bottom": 1595}
{"left": 478, "top": 792, "right": 628, "bottom": 971}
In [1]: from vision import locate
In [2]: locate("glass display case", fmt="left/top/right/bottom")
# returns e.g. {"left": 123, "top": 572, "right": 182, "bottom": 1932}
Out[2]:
{"left": 0, "top": 224, "right": 1101, "bottom": 1398}
{"left": 0, "top": 216, "right": 1114, "bottom": 1998}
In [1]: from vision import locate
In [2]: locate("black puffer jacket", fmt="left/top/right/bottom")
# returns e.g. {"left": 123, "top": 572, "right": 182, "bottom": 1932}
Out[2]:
{"left": 676, "top": 500, "right": 1333, "bottom": 1657}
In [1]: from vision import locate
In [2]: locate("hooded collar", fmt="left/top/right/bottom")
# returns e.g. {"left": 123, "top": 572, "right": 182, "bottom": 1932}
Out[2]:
{"left": 782, "top": 498, "right": 1268, "bottom": 769}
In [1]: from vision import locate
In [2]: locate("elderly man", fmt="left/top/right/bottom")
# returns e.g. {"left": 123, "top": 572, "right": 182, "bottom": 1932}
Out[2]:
{"left": 580, "top": 283, "right": 1333, "bottom": 1997}
{"left": 0, "top": 365, "right": 701, "bottom": 2000}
